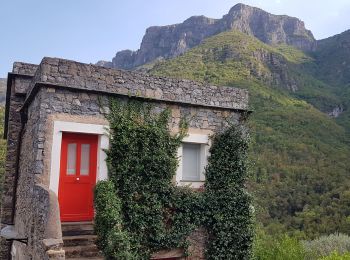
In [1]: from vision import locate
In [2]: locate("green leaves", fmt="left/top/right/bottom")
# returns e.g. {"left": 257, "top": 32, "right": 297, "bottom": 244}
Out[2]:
{"left": 205, "top": 126, "right": 254, "bottom": 259}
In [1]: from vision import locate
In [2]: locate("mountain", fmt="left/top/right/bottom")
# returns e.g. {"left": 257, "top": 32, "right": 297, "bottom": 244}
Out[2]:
{"left": 99, "top": 3, "right": 316, "bottom": 70}
{"left": 0, "top": 79, "right": 6, "bottom": 105}
{"left": 149, "top": 30, "right": 350, "bottom": 238}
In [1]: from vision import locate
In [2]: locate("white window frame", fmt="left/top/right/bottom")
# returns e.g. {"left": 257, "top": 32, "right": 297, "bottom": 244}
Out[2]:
{"left": 49, "top": 121, "right": 109, "bottom": 196}
{"left": 176, "top": 133, "right": 209, "bottom": 188}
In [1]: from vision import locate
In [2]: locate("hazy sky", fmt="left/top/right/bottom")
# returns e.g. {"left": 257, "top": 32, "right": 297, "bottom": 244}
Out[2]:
{"left": 1, "top": 0, "right": 350, "bottom": 77}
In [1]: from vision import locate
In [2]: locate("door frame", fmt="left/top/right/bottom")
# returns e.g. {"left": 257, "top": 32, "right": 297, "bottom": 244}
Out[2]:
{"left": 49, "top": 121, "right": 109, "bottom": 196}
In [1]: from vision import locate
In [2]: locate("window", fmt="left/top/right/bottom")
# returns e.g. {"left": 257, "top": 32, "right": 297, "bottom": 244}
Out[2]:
{"left": 176, "top": 133, "right": 209, "bottom": 188}
{"left": 182, "top": 143, "right": 201, "bottom": 181}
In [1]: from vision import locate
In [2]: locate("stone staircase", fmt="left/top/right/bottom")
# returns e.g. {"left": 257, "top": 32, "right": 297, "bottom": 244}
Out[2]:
{"left": 61, "top": 222, "right": 104, "bottom": 260}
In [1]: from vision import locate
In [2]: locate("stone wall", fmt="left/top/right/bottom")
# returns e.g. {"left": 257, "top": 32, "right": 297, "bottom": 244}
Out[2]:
{"left": 0, "top": 62, "right": 38, "bottom": 259}
{"left": 11, "top": 86, "right": 65, "bottom": 259}
{"left": 12, "top": 62, "right": 38, "bottom": 75}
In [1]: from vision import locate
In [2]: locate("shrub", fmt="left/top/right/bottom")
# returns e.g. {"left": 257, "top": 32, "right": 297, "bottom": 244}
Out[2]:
{"left": 303, "top": 233, "right": 350, "bottom": 259}
{"left": 253, "top": 230, "right": 307, "bottom": 260}
{"left": 204, "top": 125, "right": 254, "bottom": 259}
{"left": 94, "top": 180, "right": 135, "bottom": 259}
{"left": 321, "top": 251, "right": 350, "bottom": 260}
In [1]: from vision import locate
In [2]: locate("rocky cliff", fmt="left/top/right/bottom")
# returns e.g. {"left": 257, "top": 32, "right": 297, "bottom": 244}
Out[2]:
{"left": 101, "top": 3, "right": 316, "bottom": 70}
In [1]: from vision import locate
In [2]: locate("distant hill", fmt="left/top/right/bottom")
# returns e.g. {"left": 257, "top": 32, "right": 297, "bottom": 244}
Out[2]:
{"left": 0, "top": 79, "right": 6, "bottom": 106}
{"left": 97, "top": 3, "right": 316, "bottom": 70}
{"left": 314, "top": 29, "right": 350, "bottom": 87}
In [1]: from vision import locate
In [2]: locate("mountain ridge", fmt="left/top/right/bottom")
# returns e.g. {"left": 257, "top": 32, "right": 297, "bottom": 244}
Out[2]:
{"left": 98, "top": 3, "right": 316, "bottom": 70}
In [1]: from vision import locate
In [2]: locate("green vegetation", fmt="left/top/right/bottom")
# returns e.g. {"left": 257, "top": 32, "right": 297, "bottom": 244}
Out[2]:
{"left": 303, "top": 233, "right": 350, "bottom": 259}
{"left": 150, "top": 30, "right": 350, "bottom": 239}
{"left": 254, "top": 232, "right": 350, "bottom": 260}
{"left": 94, "top": 180, "right": 135, "bottom": 259}
{"left": 321, "top": 252, "right": 350, "bottom": 260}
{"left": 253, "top": 230, "right": 307, "bottom": 260}
{"left": 204, "top": 124, "right": 253, "bottom": 259}
{"left": 312, "top": 30, "right": 350, "bottom": 87}
{"left": 94, "top": 100, "right": 253, "bottom": 259}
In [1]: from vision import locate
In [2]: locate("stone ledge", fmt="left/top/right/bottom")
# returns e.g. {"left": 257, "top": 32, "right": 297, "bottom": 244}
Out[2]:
{"left": 21, "top": 82, "right": 251, "bottom": 113}
{"left": 24, "top": 57, "right": 248, "bottom": 111}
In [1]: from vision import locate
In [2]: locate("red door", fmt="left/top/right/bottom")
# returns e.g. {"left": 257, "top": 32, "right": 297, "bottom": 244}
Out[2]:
{"left": 58, "top": 133, "right": 98, "bottom": 222}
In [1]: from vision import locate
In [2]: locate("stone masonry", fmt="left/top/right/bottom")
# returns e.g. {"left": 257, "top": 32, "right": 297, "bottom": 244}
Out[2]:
{"left": 1, "top": 57, "right": 249, "bottom": 259}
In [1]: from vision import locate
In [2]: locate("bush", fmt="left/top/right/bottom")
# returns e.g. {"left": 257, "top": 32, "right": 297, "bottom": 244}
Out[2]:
{"left": 253, "top": 230, "right": 307, "bottom": 260}
{"left": 94, "top": 180, "right": 135, "bottom": 259}
{"left": 303, "top": 233, "right": 350, "bottom": 259}
{"left": 321, "top": 251, "right": 350, "bottom": 260}
{"left": 204, "top": 126, "right": 254, "bottom": 259}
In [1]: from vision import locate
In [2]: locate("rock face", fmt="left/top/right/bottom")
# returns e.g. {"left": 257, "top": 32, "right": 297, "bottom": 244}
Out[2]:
{"left": 106, "top": 3, "right": 316, "bottom": 70}
{"left": 328, "top": 106, "right": 344, "bottom": 118}
{"left": 95, "top": 60, "right": 113, "bottom": 68}
{"left": 223, "top": 4, "right": 315, "bottom": 50}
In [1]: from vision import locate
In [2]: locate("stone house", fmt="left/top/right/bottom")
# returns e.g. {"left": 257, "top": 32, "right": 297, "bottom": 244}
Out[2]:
{"left": 0, "top": 57, "right": 249, "bottom": 259}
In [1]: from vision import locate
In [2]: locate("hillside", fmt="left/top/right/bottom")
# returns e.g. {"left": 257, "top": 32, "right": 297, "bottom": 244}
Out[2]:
{"left": 310, "top": 31, "right": 350, "bottom": 132}
{"left": 314, "top": 30, "right": 350, "bottom": 87}
{"left": 98, "top": 3, "right": 315, "bottom": 69}
{"left": 149, "top": 30, "right": 350, "bottom": 238}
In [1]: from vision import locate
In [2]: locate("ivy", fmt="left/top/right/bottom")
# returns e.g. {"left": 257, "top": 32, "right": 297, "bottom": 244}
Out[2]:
{"left": 204, "top": 126, "right": 253, "bottom": 259}
{"left": 94, "top": 99, "right": 253, "bottom": 259}
{"left": 204, "top": 126, "right": 254, "bottom": 259}
{"left": 94, "top": 181, "right": 136, "bottom": 259}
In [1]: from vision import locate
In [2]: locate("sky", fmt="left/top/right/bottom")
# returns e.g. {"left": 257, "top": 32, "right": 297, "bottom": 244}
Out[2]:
{"left": 1, "top": 0, "right": 350, "bottom": 78}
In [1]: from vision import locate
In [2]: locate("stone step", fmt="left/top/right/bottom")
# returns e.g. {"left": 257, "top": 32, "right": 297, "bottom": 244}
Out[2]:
{"left": 64, "top": 244, "right": 102, "bottom": 259}
{"left": 62, "top": 222, "right": 103, "bottom": 258}
{"left": 62, "top": 221, "right": 95, "bottom": 236}
{"left": 63, "top": 234, "right": 97, "bottom": 247}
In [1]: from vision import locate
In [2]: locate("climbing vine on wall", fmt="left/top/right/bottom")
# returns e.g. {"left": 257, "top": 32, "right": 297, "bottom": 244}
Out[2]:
{"left": 204, "top": 126, "right": 254, "bottom": 259}
{"left": 94, "top": 99, "right": 253, "bottom": 259}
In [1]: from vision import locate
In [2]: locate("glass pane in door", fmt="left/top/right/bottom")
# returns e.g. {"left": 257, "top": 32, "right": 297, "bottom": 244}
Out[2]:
{"left": 80, "top": 144, "right": 90, "bottom": 176}
{"left": 67, "top": 143, "right": 77, "bottom": 175}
